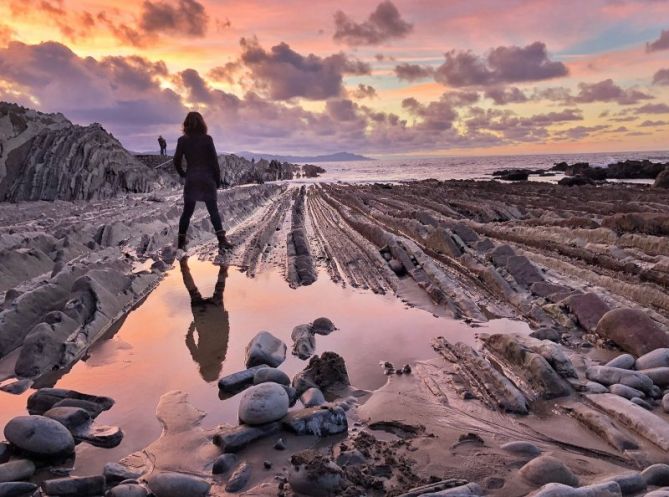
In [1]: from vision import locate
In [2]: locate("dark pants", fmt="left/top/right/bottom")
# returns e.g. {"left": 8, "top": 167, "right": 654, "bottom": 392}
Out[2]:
{"left": 179, "top": 198, "right": 223, "bottom": 234}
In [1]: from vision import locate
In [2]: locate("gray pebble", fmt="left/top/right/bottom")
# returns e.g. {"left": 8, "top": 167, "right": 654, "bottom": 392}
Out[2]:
{"left": 212, "top": 453, "right": 238, "bottom": 475}
{"left": 642, "top": 464, "right": 669, "bottom": 486}
{"left": 225, "top": 463, "right": 251, "bottom": 493}
{"left": 610, "top": 383, "right": 644, "bottom": 400}
{"left": 631, "top": 397, "right": 652, "bottom": 409}
{"left": 606, "top": 354, "right": 636, "bottom": 370}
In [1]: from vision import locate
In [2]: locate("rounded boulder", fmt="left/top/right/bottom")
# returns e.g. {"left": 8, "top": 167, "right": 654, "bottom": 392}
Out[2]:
{"left": 4, "top": 415, "right": 75, "bottom": 458}
{"left": 596, "top": 308, "right": 669, "bottom": 357}
{"left": 238, "top": 383, "right": 289, "bottom": 425}
{"left": 146, "top": 472, "right": 210, "bottom": 497}
{"left": 519, "top": 455, "right": 578, "bottom": 487}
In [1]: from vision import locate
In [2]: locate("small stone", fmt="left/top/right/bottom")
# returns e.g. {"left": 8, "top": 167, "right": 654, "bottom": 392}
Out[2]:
{"left": 225, "top": 463, "right": 251, "bottom": 492}
{"left": 642, "top": 463, "right": 669, "bottom": 486}
{"left": 596, "top": 471, "right": 645, "bottom": 495}
{"left": 585, "top": 381, "right": 609, "bottom": 394}
{"left": 291, "top": 324, "right": 316, "bottom": 360}
{"left": 103, "top": 463, "right": 142, "bottom": 486}
{"left": 402, "top": 364, "right": 412, "bottom": 374}
{"left": 238, "top": 383, "right": 289, "bottom": 425}
{"left": 253, "top": 368, "right": 290, "bottom": 386}
{"left": 631, "top": 397, "right": 652, "bottom": 409}
{"left": 245, "top": 331, "right": 287, "bottom": 368}
{"left": 274, "top": 438, "right": 286, "bottom": 451}
{"left": 78, "top": 425, "right": 123, "bottom": 448}
{"left": 605, "top": 354, "right": 636, "bottom": 370}
{"left": 41, "top": 475, "right": 105, "bottom": 497}
{"left": 146, "top": 472, "right": 210, "bottom": 497}
{"left": 106, "top": 483, "right": 149, "bottom": 497}
{"left": 637, "top": 348, "right": 669, "bottom": 370}
{"left": 4, "top": 415, "right": 75, "bottom": 459}
{"left": 44, "top": 406, "right": 92, "bottom": 431}
{"left": 212, "top": 453, "right": 238, "bottom": 475}
{"left": 0, "top": 482, "right": 38, "bottom": 497}
{"left": 639, "top": 367, "right": 669, "bottom": 387}
{"left": 300, "top": 388, "right": 326, "bottom": 408}
{"left": 263, "top": 461, "right": 272, "bottom": 470}
{"left": 610, "top": 384, "right": 644, "bottom": 400}
{"left": 218, "top": 365, "right": 268, "bottom": 395}
{"left": 0, "top": 460, "right": 36, "bottom": 483}
{"left": 27, "top": 388, "right": 113, "bottom": 417}
{"left": 500, "top": 441, "right": 542, "bottom": 459}
{"left": 213, "top": 422, "right": 281, "bottom": 453}
{"left": 312, "top": 318, "right": 336, "bottom": 335}
{"left": 519, "top": 455, "right": 578, "bottom": 486}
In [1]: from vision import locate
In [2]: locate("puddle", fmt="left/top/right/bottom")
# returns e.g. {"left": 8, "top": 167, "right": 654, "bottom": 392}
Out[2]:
{"left": 0, "top": 258, "right": 530, "bottom": 475}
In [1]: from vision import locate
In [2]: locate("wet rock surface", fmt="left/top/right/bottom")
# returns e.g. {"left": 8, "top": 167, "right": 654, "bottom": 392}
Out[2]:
{"left": 146, "top": 472, "right": 210, "bottom": 497}
{"left": 3, "top": 415, "right": 75, "bottom": 459}
{"left": 2, "top": 174, "right": 669, "bottom": 497}
{"left": 238, "top": 383, "right": 290, "bottom": 425}
{"left": 245, "top": 331, "right": 287, "bottom": 368}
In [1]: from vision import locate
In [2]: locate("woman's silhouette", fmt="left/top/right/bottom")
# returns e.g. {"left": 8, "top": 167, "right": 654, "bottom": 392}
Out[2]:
{"left": 173, "top": 112, "right": 232, "bottom": 253}
{"left": 179, "top": 257, "right": 230, "bottom": 382}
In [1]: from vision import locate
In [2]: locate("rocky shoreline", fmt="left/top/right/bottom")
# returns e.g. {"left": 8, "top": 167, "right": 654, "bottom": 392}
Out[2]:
{"left": 2, "top": 102, "right": 669, "bottom": 496}
{"left": 1, "top": 176, "right": 669, "bottom": 495}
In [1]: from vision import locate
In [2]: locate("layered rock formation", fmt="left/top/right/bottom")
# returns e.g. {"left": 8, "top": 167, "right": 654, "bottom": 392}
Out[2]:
{"left": 0, "top": 183, "right": 286, "bottom": 379}
{"left": 136, "top": 154, "right": 324, "bottom": 187}
{"left": 0, "top": 102, "right": 168, "bottom": 201}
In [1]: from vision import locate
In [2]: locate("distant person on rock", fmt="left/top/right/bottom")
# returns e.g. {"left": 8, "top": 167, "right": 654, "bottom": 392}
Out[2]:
{"left": 173, "top": 111, "right": 232, "bottom": 253}
{"left": 158, "top": 135, "right": 167, "bottom": 155}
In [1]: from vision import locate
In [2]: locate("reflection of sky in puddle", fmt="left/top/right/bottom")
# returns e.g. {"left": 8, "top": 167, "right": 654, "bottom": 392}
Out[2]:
{"left": 0, "top": 259, "right": 530, "bottom": 475}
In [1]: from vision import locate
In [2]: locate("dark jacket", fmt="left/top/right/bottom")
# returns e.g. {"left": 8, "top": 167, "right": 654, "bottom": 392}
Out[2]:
{"left": 174, "top": 134, "right": 221, "bottom": 203}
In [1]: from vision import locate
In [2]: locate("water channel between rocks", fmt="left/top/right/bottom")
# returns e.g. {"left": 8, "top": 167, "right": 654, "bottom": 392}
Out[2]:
{"left": 0, "top": 258, "right": 530, "bottom": 475}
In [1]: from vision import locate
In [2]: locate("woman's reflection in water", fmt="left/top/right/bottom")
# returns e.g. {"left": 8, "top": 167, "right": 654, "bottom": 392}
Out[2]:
{"left": 179, "top": 257, "right": 230, "bottom": 382}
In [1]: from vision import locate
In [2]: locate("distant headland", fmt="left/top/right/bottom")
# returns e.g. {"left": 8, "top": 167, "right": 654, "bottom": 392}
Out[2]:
{"left": 236, "top": 151, "right": 374, "bottom": 163}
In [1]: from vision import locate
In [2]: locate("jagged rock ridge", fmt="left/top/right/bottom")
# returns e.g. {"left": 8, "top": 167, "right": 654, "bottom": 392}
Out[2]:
{"left": 0, "top": 102, "right": 169, "bottom": 201}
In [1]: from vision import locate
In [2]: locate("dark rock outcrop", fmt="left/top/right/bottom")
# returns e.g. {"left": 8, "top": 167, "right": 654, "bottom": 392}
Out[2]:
{"left": 655, "top": 167, "right": 669, "bottom": 188}
{"left": 0, "top": 102, "right": 168, "bottom": 201}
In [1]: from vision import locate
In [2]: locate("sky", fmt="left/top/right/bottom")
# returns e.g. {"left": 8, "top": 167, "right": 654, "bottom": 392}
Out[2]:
{"left": 0, "top": 0, "right": 668, "bottom": 157}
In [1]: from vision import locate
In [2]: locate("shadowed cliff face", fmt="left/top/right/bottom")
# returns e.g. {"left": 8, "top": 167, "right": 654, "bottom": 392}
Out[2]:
{"left": 0, "top": 102, "right": 169, "bottom": 201}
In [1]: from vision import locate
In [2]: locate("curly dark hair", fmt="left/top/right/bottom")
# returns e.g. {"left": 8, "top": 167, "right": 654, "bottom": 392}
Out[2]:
{"left": 182, "top": 111, "right": 208, "bottom": 136}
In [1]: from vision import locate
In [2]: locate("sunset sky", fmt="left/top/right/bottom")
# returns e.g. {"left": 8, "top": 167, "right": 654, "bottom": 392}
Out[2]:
{"left": 1, "top": 0, "right": 668, "bottom": 156}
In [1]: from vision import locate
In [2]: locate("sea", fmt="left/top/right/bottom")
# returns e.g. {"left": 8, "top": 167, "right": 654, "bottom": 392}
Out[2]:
{"left": 296, "top": 150, "right": 669, "bottom": 184}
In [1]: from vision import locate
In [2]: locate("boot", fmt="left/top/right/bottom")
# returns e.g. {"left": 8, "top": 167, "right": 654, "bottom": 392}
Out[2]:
{"left": 177, "top": 233, "right": 187, "bottom": 251}
{"left": 216, "top": 229, "right": 233, "bottom": 251}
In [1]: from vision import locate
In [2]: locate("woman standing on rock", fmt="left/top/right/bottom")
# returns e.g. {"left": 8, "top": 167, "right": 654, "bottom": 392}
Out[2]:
{"left": 174, "top": 111, "right": 232, "bottom": 253}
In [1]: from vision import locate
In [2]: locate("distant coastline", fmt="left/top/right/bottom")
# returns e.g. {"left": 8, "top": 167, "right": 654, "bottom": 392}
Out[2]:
{"left": 236, "top": 151, "right": 374, "bottom": 163}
